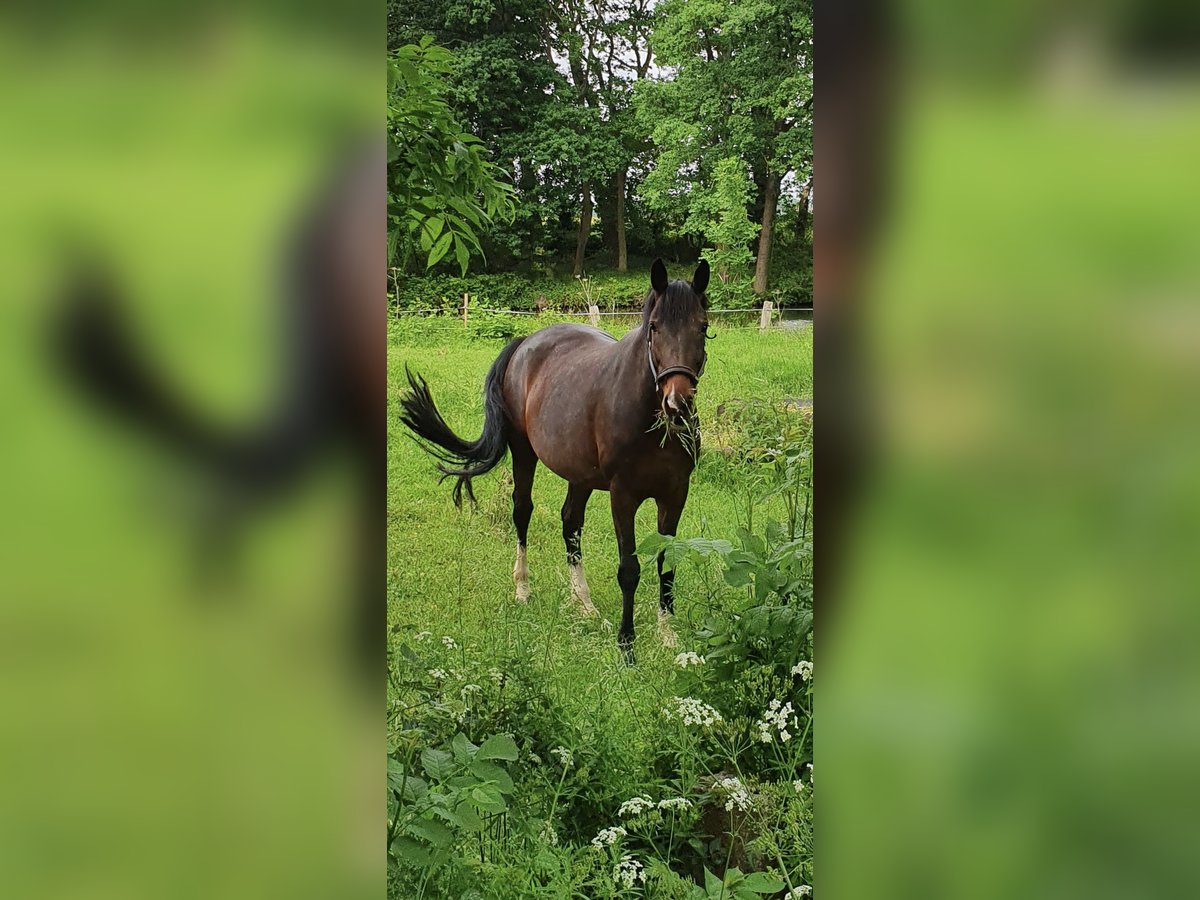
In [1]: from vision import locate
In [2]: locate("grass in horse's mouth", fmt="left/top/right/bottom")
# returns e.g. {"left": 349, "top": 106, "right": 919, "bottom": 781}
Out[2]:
{"left": 649, "top": 408, "right": 700, "bottom": 460}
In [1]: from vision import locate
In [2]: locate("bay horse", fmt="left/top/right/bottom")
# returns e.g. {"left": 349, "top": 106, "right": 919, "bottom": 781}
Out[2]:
{"left": 400, "top": 258, "right": 710, "bottom": 655}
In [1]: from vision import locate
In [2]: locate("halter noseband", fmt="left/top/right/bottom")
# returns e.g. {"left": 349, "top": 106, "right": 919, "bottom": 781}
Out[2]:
{"left": 647, "top": 329, "right": 706, "bottom": 391}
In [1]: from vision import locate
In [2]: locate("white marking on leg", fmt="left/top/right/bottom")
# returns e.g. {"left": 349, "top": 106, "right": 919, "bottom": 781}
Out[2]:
{"left": 513, "top": 543, "right": 530, "bottom": 603}
{"left": 657, "top": 608, "right": 678, "bottom": 647}
{"left": 569, "top": 562, "right": 597, "bottom": 616}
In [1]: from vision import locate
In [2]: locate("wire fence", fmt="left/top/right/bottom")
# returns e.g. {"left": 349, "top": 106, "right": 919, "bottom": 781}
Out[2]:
{"left": 388, "top": 307, "right": 783, "bottom": 317}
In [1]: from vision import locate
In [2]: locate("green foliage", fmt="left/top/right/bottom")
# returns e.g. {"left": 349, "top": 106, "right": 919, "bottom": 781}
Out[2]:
{"left": 637, "top": 0, "right": 812, "bottom": 291}
{"left": 387, "top": 38, "right": 515, "bottom": 273}
{"left": 697, "top": 157, "right": 760, "bottom": 298}
{"left": 388, "top": 323, "right": 813, "bottom": 898}
{"left": 389, "top": 267, "right": 654, "bottom": 313}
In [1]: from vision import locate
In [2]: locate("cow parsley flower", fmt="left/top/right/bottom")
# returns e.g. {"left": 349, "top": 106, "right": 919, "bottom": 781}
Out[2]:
{"left": 793, "top": 779, "right": 806, "bottom": 794}
{"left": 713, "top": 775, "right": 753, "bottom": 812}
{"left": 460, "top": 683, "right": 481, "bottom": 698}
{"left": 675, "top": 651, "right": 705, "bottom": 668}
{"left": 613, "top": 855, "right": 646, "bottom": 889}
{"left": 427, "top": 668, "right": 448, "bottom": 680}
{"left": 487, "top": 667, "right": 504, "bottom": 685}
{"left": 441, "top": 636, "right": 458, "bottom": 650}
{"left": 792, "top": 659, "right": 813, "bottom": 681}
{"left": 787, "top": 886, "right": 812, "bottom": 898}
{"left": 414, "top": 631, "right": 431, "bottom": 642}
{"left": 662, "top": 696, "right": 723, "bottom": 728}
{"left": 618, "top": 795, "right": 654, "bottom": 817}
{"left": 550, "top": 746, "right": 574, "bottom": 769}
{"left": 756, "top": 699, "right": 799, "bottom": 744}
{"left": 591, "top": 826, "right": 626, "bottom": 849}
{"left": 658, "top": 797, "right": 692, "bottom": 811}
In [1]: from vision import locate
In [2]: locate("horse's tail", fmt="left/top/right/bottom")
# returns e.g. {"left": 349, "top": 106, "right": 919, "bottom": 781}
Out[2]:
{"left": 400, "top": 337, "right": 526, "bottom": 507}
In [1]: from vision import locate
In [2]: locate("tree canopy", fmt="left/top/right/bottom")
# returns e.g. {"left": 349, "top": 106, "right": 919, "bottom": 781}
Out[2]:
{"left": 386, "top": 0, "right": 812, "bottom": 303}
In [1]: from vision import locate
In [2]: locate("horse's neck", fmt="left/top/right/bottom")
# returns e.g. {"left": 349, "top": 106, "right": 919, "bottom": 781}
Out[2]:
{"left": 607, "top": 328, "right": 659, "bottom": 434}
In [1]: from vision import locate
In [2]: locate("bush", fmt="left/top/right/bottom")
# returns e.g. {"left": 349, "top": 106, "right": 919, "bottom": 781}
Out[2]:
{"left": 390, "top": 268, "right": 657, "bottom": 316}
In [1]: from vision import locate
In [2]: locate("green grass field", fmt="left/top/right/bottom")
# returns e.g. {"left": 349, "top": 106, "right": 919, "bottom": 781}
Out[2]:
{"left": 387, "top": 315, "right": 813, "bottom": 898}
{"left": 387, "top": 317, "right": 811, "bottom": 655}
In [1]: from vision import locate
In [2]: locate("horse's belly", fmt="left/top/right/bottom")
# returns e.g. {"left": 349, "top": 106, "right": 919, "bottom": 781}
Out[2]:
{"left": 526, "top": 415, "right": 608, "bottom": 489}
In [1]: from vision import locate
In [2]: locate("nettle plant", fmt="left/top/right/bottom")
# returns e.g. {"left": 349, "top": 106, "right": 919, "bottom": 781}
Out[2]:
{"left": 387, "top": 730, "right": 519, "bottom": 872}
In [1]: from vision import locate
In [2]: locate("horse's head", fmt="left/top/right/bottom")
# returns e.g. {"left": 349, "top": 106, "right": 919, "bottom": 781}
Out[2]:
{"left": 644, "top": 258, "right": 710, "bottom": 421}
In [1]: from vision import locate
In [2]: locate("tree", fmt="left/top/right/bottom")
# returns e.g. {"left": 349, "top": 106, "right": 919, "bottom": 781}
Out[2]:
{"left": 387, "top": 38, "right": 515, "bottom": 274}
{"left": 637, "top": 0, "right": 812, "bottom": 294}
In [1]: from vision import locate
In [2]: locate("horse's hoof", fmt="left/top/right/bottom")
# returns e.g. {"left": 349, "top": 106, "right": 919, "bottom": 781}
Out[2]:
{"left": 620, "top": 645, "right": 637, "bottom": 666}
{"left": 657, "top": 611, "right": 679, "bottom": 648}
{"left": 515, "top": 584, "right": 530, "bottom": 604}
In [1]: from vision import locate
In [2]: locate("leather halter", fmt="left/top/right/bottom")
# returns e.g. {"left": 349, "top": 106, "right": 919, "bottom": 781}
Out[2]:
{"left": 647, "top": 329, "right": 706, "bottom": 390}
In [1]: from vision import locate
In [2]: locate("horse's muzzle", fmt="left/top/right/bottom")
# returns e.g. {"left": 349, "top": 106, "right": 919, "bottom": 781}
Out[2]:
{"left": 660, "top": 373, "right": 695, "bottom": 420}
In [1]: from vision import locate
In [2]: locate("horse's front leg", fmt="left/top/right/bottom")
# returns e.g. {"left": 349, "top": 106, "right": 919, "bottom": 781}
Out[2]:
{"left": 610, "top": 485, "right": 643, "bottom": 662}
{"left": 655, "top": 488, "right": 687, "bottom": 648}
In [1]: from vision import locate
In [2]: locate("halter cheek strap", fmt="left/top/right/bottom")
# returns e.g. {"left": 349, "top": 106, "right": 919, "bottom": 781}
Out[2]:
{"left": 647, "top": 332, "right": 706, "bottom": 390}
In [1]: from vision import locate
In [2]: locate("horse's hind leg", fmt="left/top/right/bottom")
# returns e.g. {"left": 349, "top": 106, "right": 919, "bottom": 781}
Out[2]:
{"left": 654, "top": 490, "right": 687, "bottom": 648}
{"left": 561, "top": 483, "right": 596, "bottom": 616}
{"left": 510, "top": 440, "right": 537, "bottom": 603}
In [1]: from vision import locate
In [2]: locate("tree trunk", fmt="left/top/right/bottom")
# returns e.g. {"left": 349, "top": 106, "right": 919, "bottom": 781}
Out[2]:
{"left": 795, "top": 177, "right": 812, "bottom": 244}
{"left": 573, "top": 182, "right": 593, "bottom": 277}
{"left": 753, "top": 171, "right": 780, "bottom": 295}
{"left": 615, "top": 169, "right": 628, "bottom": 272}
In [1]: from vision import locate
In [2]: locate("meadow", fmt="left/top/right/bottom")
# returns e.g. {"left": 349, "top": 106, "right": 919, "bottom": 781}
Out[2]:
{"left": 387, "top": 314, "right": 814, "bottom": 899}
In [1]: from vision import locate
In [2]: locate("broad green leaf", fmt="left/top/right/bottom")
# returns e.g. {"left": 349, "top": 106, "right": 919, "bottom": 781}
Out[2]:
{"left": 476, "top": 734, "right": 518, "bottom": 761}
{"left": 390, "top": 835, "right": 430, "bottom": 866}
{"left": 420, "top": 747, "right": 455, "bottom": 781}
{"left": 741, "top": 872, "right": 785, "bottom": 893}
{"left": 469, "top": 759, "right": 514, "bottom": 793}
{"left": 427, "top": 232, "right": 453, "bottom": 269}
{"left": 451, "top": 733, "right": 478, "bottom": 763}
{"left": 406, "top": 817, "right": 453, "bottom": 848}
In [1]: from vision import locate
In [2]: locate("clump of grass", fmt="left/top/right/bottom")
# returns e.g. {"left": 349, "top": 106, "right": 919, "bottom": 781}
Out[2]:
{"left": 648, "top": 408, "right": 701, "bottom": 461}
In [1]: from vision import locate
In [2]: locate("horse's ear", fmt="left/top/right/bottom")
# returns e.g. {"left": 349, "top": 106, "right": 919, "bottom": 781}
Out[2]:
{"left": 650, "top": 258, "right": 668, "bottom": 294}
{"left": 692, "top": 259, "right": 710, "bottom": 295}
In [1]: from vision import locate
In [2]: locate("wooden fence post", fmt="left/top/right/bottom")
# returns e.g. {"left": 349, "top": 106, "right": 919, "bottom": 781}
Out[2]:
{"left": 759, "top": 300, "right": 774, "bottom": 331}
{"left": 462, "top": 293, "right": 469, "bottom": 324}
{"left": 588, "top": 304, "right": 601, "bottom": 327}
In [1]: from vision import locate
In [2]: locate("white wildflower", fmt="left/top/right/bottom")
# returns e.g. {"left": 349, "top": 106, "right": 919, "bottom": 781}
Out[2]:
{"left": 787, "top": 886, "right": 812, "bottom": 898}
{"left": 428, "top": 668, "right": 448, "bottom": 680}
{"left": 792, "top": 660, "right": 813, "bottom": 681}
{"left": 414, "top": 631, "right": 431, "bottom": 642}
{"left": 807, "top": 762, "right": 813, "bottom": 785}
{"left": 713, "top": 775, "right": 753, "bottom": 812}
{"left": 460, "top": 683, "right": 481, "bottom": 698}
{"left": 591, "top": 826, "right": 626, "bottom": 849}
{"left": 613, "top": 854, "right": 646, "bottom": 889}
{"left": 793, "top": 780, "right": 805, "bottom": 794}
{"left": 442, "top": 636, "right": 458, "bottom": 650}
{"left": 487, "top": 667, "right": 504, "bottom": 685}
{"left": 675, "top": 651, "right": 705, "bottom": 668}
{"left": 618, "top": 796, "right": 655, "bottom": 817}
{"left": 755, "top": 699, "right": 799, "bottom": 744}
{"left": 538, "top": 823, "right": 558, "bottom": 846}
{"left": 662, "top": 696, "right": 723, "bottom": 728}
{"left": 550, "top": 746, "right": 574, "bottom": 769}
{"left": 658, "top": 797, "right": 692, "bottom": 811}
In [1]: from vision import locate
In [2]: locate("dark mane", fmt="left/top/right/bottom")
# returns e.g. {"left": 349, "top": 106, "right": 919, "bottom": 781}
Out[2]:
{"left": 642, "top": 279, "right": 708, "bottom": 330}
